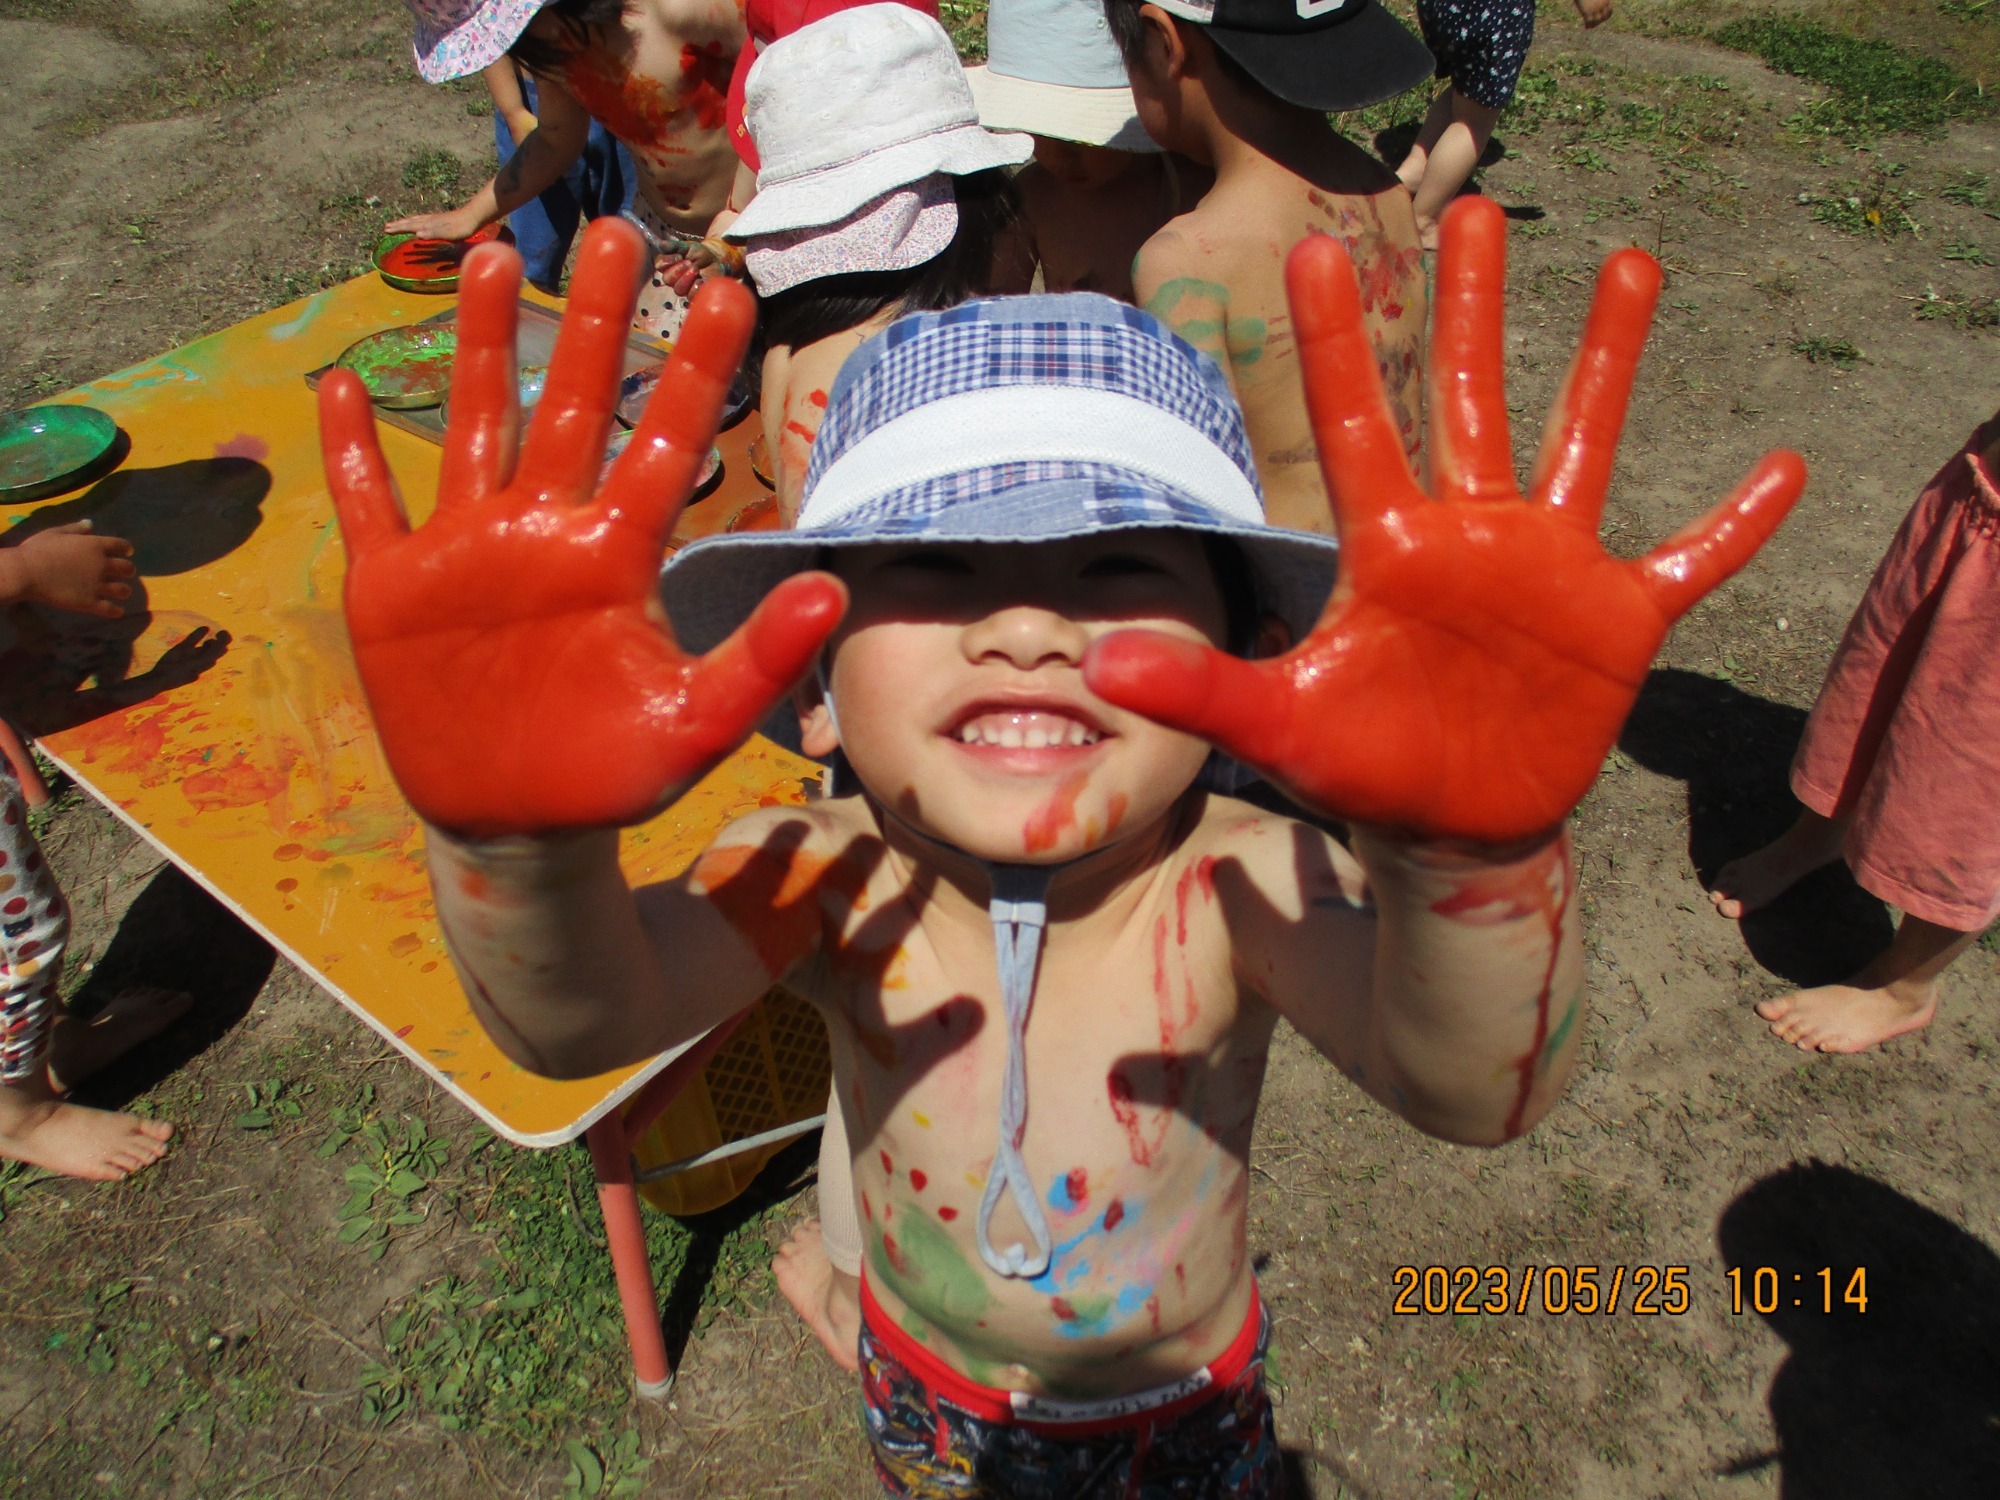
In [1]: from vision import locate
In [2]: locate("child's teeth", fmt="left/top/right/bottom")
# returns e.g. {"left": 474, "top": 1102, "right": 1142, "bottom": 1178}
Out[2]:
{"left": 999, "top": 724, "right": 1024, "bottom": 748}
{"left": 1025, "top": 726, "right": 1049, "bottom": 749}
{"left": 1067, "top": 723, "right": 1087, "bottom": 746}
{"left": 961, "top": 724, "right": 980, "bottom": 744}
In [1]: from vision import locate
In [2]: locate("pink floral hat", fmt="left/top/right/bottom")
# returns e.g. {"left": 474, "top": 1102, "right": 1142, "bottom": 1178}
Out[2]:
{"left": 404, "top": 0, "right": 551, "bottom": 84}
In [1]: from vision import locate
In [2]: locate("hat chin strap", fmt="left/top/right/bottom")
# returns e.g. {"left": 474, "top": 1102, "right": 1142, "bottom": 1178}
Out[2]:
{"left": 973, "top": 862, "right": 1054, "bottom": 1279}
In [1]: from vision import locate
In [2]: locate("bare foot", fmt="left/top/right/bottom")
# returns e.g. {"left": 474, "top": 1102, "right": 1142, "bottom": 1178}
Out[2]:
{"left": 1709, "top": 811, "right": 1848, "bottom": 919}
{"left": 47, "top": 986, "right": 191, "bottom": 1091}
{"left": 775, "top": 1220, "right": 861, "bottom": 1372}
{"left": 1756, "top": 980, "right": 1937, "bottom": 1053}
{"left": 0, "top": 1094, "right": 173, "bottom": 1180}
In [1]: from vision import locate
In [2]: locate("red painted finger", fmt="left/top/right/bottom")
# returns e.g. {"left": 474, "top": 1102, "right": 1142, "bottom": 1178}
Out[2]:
{"left": 514, "top": 217, "right": 650, "bottom": 506}
{"left": 672, "top": 572, "right": 849, "bottom": 765}
{"left": 436, "top": 243, "right": 525, "bottom": 510}
{"left": 318, "top": 368, "right": 409, "bottom": 556}
{"left": 1286, "top": 233, "right": 1422, "bottom": 543}
{"left": 1083, "top": 630, "right": 1288, "bottom": 765}
{"left": 1634, "top": 449, "right": 1805, "bottom": 622}
{"left": 1527, "top": 248, "right": 1662, "bottom": 530}
{"left": 1426, "top": 196, "right": 1516, "bottom": 504}
{"left": 603, "top": 277, "right": 757, "bottom": 542}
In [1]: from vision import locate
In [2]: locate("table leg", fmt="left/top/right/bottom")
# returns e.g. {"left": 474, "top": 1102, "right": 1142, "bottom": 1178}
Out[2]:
{"left": 586, "top": 1115, "right": 675, "bottom": 1401}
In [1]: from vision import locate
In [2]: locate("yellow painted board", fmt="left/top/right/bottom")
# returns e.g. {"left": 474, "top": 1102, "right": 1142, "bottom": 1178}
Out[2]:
{"left": 5, "top": 274, "right": 814, "bottom": 1146}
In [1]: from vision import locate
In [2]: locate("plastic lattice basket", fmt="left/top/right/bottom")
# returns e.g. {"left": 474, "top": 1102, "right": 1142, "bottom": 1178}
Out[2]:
{"left": 632, "top": 985, "right": 832, "bottom": 1216}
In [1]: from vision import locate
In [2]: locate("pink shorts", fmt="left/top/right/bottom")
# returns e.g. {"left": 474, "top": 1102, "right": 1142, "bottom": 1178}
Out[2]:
{"left": 1791, "top": 422, "right": 2000, "bottom": 931}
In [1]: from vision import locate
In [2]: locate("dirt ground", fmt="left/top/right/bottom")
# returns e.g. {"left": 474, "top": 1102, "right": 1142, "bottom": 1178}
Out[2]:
{"left": 1, "top": 0, "right": 1998, "bottom": 1495}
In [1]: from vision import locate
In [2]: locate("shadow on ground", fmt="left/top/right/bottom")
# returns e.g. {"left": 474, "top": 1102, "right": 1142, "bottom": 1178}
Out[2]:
{"left": 64, "top": 862, "right": 273, "bottom": 1107}
{"left": 1619, "top": 668, "right": 1893, "bottom": 986}
{"left": 660, "top": 1130, "right": 823, "bottom": 1374}
{"left": 1717, "top": 1160, "right": 2000, "bottom": 1497}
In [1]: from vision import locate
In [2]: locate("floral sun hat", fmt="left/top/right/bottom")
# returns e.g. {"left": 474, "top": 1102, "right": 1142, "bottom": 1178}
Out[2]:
{"left": 404, "top": 0, "right": 550, "bottom": 84}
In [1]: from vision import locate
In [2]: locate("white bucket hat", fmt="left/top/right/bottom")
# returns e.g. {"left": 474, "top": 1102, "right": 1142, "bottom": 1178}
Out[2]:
{"left": 965, "top": 0, "right": 1161, "bottom": 151}
{"left": 723, "top": 3, "right": 1032, "bottom": 241}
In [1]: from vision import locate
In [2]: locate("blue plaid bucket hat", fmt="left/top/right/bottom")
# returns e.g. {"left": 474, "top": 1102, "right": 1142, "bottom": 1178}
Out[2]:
{"left": 659, "top": 291, "right": 1338, "bottom": 653}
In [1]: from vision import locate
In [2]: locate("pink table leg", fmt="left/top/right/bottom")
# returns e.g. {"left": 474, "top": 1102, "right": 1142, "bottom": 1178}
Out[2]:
{"left": 585, "top": 1013, "right": 752, "bottom": 1400}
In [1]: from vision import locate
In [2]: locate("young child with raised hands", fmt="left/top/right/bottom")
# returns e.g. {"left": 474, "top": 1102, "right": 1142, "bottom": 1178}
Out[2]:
{"left": 1103, "top": 0, "right": 1432, "bottom": 535}
{"left": 1710, "top": 409, "right": 2000, "bottom": 1054}
{"left": 973, "top": 0, "right": 1210, "bottom": 303}
{"left": 393, "top": 0, "right": 745, "bottom": 341}
{"left": 0, "top": 521, "right": 187, "bottom": 1180}
{"left": 724, "top": 4, "right": 1027, "bottom": 523}
{"left": 1397, "top": 0, "right": 1613, "bottom": 251}
{"left": 316, "top": 197, "right": 1801, "bottom": 1496}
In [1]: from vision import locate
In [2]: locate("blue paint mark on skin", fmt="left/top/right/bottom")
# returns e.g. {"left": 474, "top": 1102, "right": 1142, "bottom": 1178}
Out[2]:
{"left": 1028, "top": 1172, "right": 1155, "bottom": 1335}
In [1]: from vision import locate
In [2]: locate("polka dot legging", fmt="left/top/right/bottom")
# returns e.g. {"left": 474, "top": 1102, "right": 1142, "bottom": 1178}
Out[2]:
{"left": 0, "top": 769, "right": 68, "bottom": 1085}
{"left": 1416, "top": 0, "right": 1538, "bottom": 112}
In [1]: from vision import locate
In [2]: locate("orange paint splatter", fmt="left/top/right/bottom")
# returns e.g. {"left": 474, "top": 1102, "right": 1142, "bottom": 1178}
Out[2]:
{"left": 395, "top": 1025, "right": 414, "bottom": 1039}
{"left": 784, "top": 419, "right": 815, "bottom": 441}
{"left": 807, "top": 389, "right": 828, "bottom": 408}
{"left": 275, "top": 878, "right": 298, "bottom": 894}
{"left": 183, "top": 751, "right": 295, "bottom": 814}
{"left": 388, "top": 933, "right": 423, "bottom": 957}
{"left": 273, "top": 843, "right": 304, "bottom": 861}
{"left": 1022, "top": 769, "right": 1091, "bottom": 854}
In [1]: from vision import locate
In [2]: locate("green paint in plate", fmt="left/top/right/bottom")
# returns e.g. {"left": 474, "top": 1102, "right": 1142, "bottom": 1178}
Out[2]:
{"left": 0, "top": 405, "right": 119, "bottom": 503}
{"left": 336, "top": 325, "right": 458, "bottom": 409}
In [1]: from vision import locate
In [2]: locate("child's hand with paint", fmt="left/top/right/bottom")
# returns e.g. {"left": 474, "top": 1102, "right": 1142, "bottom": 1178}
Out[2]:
{"left": 0, "top": 521, "right": 137, "bottom": 620}
{"left": 1087, "top": 196, "right": 1804, "bottom": 846}
{"left": 317, "top": 218, "right": 845, "bottom": 837}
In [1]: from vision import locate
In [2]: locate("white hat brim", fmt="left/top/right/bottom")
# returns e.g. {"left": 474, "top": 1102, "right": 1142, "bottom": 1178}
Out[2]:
{"left": 724, "top": 124, "right": 1033, "bottom": 241}
{"left": 964, "top": 67, "right": 1162, "bottom": 151}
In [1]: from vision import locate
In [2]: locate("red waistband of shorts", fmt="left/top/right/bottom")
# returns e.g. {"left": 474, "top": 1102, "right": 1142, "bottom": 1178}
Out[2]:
{"left": 859, "top": 1275, "right": 1264, "bottom": 1435}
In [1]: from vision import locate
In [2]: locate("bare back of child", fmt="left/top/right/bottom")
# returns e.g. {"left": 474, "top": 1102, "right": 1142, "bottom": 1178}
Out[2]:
{"left": 1109, "top": 0, "right": 1426, "bottom": 535}
{"left": 1003, "top": 143, "right": 1210, "bottom": 301}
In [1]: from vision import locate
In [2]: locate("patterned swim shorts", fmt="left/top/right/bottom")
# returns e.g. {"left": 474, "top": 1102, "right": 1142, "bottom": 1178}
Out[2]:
{"left": 1417, "top": 0, "right": 1538, "bottom": 111}
{"left": 859, "top": 1278, "right": 1283, "bottom": 1499}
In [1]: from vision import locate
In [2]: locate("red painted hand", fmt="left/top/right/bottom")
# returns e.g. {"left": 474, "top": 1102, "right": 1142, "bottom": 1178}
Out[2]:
{"left": 1085, "top": 196, "right": 1804, "bottom": 844}
{"left": 320, "top": 218, "right": 845, "bottom": 837}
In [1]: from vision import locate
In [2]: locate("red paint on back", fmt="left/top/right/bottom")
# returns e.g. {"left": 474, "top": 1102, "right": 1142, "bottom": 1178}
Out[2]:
{"left": 1102, "top": 1198, "right": 1125, "bottom": 1231}
{"left": 909, "top": 1168, "right": 928, "bottom": 1192}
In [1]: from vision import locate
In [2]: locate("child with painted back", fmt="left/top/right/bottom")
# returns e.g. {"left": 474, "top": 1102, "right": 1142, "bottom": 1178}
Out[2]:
{"left": 723, "top": 5, "right": 1028, "bottom": 522}
{"left": 315, "top": 200, "right": 1802, "bottom": 1495}
{"left": 1106, "top": 0, "right": 1429, "bottom": 534}
{"left": 972, "top": 0, "right": 1210, "bottom": 303}
{"left": 393, "top": 0, "right": 745, "bottom": 340}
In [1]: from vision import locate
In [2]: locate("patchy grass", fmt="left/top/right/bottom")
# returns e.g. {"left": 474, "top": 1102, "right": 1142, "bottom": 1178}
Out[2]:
{"left": 1803, "top": 165, "right": 1924, "bottom": 236}
{"left": 1795, "top": 335, "right": 1865, "bottom": 366}
{"left": 1914, "top": 288, "right": 2000, "bottom": 328}
{"left": 1713, "top": 16, "right": 1991, "bottom": 140}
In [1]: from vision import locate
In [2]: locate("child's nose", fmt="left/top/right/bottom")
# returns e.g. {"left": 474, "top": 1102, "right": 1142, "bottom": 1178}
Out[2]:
{"left": 963, "top": 606, "right": 1090, "bottom": 671}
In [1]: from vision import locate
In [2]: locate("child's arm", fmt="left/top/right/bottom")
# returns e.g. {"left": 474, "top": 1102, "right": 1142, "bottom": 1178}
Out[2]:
{"left": 0, "top": 522, "right": 136, "bottom": 618}
{"left": 1089, "top": 197, "right": 1804, "bottom": 1141}
{"left": 483, "top": 58, "right": 540, "bottom": 147}
{"left": 387, "top": 75, "right": 593, "bottom": 242}
{"left": 318, "top": 222, "right": 847, "bottom": 1074}
{"left": 1133, "top": 234, "right": 1237, "bottom": 391}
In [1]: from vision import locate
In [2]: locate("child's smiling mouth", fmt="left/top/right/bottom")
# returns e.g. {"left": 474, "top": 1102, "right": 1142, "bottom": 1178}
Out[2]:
{"left": 945, "top": 701, "right": 1111, "bottom": 760}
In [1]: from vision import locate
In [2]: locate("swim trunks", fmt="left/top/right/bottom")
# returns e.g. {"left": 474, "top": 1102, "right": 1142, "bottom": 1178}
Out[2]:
{"left": 859, "top": 1277, "right": 1283, "bottom": 1499}
{"left": 1416, "top": 0, "right": 1537, "bottom": 111}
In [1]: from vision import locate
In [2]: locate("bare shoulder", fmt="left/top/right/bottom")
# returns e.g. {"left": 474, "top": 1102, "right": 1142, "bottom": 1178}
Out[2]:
{"left": 1180, "top": 793, "right": 1368, "bottom": 916}
{"left": 632, "top": 0, "right": 742, "bottom": 42}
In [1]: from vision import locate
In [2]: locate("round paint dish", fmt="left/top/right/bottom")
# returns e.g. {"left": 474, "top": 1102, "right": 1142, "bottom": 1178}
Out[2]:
{"left": 598, "top": 428, "right": 721, "bottom": 497}
{"left": 0, "top": 405, "right": 120, "bottom": 504}
{"left": 336, "top": 326, "right": 458, "bottom": 409}
{"left": 373, "top": 224, "right": 501, "bottom": 294}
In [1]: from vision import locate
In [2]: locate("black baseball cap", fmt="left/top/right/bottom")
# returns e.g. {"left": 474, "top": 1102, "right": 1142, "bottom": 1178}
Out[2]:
{"left": 1150, "top": 0, "right": 1434, "bottom": 112}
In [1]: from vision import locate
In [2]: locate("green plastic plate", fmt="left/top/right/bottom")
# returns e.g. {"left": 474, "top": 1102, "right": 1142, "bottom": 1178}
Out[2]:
{"left": 335, "top": 325, "right": 459, "bottom": 410}
{"left": 0, "top": 405, "right": 120, "bottom": 503}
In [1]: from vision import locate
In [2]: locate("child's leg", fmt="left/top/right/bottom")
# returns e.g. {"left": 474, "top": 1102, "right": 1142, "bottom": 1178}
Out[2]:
{"left": 1408, "top": 92, "right": 1502, "bottom": 246}
{"left": 1756, "top": 914, "right": 1978, "bottom": 1053}
{"left": 1395, "top": 87, "right": 1458, "bottom": 193}
{"left": 1709, "top": 808, "right": 1851, "bottom": 919}
{"left": 0, "top": 780, "right": 173, "bottom": 1179}
{"left": 774, "top": 1088, "right": 861, "bottom": 1371}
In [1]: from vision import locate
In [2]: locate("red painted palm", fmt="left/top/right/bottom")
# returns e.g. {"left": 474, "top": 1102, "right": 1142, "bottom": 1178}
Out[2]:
{"left": 319, "top": 221, "right": 844, "bottom": 837}
{"left": 1086, "top": 196, "right": 1805, "bottom": 844}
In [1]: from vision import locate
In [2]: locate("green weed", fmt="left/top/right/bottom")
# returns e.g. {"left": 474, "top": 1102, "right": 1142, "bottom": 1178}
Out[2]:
{"left": 1943, "top": 240, "right": 1994, "bottom": 265}
{"left": 1918, "top": 289, "right": 2000, "bottom": 328}
{"left": 1941, "top": 172, "right": 1993, "bottom": 207}
{"left": 563, "top": 1430, "right": 652, "bottom": 1497}
{"left": 1714, "top": 18, "right": 1990, "bottom": 140}
{"left": 1802, "top": 166, "right": 1922, "bottom": 237}
{"left": 359, "top": 1135, "right": 788, "bottom": 1451}
{"left": 1940, "top": 0, "right": 1994, "bottom": 20}
{"left": 402, "top": 148, "right": 466, "bottom": 203}
{"left": 320, "top": 1085, "right": 450, "bottom": 1260}
{"left": 1795, "top": 336, "right": 1863, "bottom": 367}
